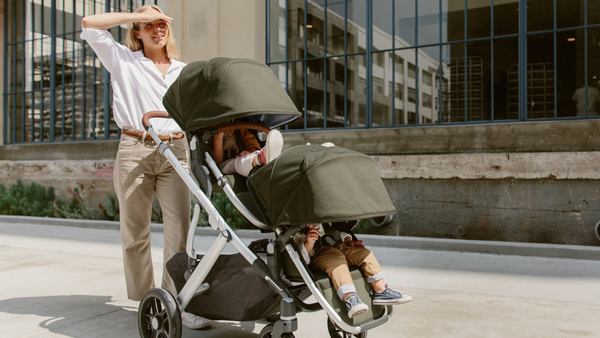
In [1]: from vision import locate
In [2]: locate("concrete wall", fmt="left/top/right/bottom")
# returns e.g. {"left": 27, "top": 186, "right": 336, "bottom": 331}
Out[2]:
{"left": 0, "top": 0, "right": 4, "bottom": 146}
{"left": 167, "top": 0, "right": 266, "bottom": 64}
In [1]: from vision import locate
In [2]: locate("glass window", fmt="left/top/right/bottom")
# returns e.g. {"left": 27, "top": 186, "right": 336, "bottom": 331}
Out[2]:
{"left": 265, "top": 0, "right": 600, "bottom": 132}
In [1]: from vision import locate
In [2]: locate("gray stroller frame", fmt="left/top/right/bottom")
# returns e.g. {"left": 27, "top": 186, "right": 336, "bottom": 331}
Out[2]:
{"left": 137, "top": 112, "right": 394, "bottom": 338}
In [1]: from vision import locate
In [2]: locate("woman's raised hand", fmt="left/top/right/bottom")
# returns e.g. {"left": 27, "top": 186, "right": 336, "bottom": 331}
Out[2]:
{"left": 139, "top": 7, "right": 172, "bottom": 24}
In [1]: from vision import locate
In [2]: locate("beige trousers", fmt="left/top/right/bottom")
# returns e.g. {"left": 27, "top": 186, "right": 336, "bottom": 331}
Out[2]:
{"left": 113, "top": 134, "right": 191, "bottom": 301}
{"left": 311, "top": 244, "right": 383, "bottom": 299}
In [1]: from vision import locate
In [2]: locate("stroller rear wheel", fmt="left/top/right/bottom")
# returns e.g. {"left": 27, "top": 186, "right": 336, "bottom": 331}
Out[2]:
{"left": 259, "top": 324, "right": 295, "bottom": 338}
{"left": 138, "top": 288, "right": 182, "bottom": 338}
{"left": 327, "top": 318, "right": 367, "bottom": 338}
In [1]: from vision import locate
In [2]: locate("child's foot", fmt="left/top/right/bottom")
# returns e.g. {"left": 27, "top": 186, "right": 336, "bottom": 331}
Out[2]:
{"left": 255, "top": 129, "right": 283, "bottom": 166}
{"left": 345, "top": 293, "right": 369, "bottom": 318}
{"left": 371, "top": 285, "right": 412, "bottom": 305}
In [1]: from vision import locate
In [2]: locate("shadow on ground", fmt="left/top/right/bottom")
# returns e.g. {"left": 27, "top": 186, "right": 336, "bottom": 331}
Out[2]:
{"left": 0, "top": 294, "right": 260, "bottom": 338}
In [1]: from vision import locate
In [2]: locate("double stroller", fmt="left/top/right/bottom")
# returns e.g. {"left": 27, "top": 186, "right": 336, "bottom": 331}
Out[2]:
{"left": 137, "top": 58, "right": 398, "bottom": 338}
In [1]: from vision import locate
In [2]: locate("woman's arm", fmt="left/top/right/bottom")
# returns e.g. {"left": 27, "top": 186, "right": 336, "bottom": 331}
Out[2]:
{"left": 81, "top": 7, "right": 172, "bottom": 30}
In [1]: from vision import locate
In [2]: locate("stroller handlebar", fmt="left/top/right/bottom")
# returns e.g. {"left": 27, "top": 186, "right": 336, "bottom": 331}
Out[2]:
{"left": 142, "top": 111, "right": 170, "bottom": 130}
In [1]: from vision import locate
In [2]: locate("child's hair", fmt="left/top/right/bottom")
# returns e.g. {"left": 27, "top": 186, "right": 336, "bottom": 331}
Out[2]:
{"left": 125, "top": 5, "right": 179, "bottom": 60}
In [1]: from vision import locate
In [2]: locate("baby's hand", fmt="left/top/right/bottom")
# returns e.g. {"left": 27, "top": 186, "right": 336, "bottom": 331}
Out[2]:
{"left": 345, "top": 239, "right": 365, "bottom": 248}
{"left": 306, "top": 228, "right": 319, "bottom": 244}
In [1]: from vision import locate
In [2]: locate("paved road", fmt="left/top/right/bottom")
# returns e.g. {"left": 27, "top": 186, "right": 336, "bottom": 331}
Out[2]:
{"left": 1, "top": 221, "right": 599, "bottom": 338}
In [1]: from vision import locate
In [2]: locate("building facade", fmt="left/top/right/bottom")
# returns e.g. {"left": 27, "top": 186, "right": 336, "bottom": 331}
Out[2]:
{"left": 2, "top": 0, "right": 600, "bottom": 245}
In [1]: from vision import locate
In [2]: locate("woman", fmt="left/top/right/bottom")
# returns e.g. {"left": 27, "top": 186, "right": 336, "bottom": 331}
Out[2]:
{"left": 81, "top": 5, "right": 210, "bottom": 329}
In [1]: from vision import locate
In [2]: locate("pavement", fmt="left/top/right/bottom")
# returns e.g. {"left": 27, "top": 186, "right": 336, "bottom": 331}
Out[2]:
{"left": 1, "top": 216, "right": 600, "bottom": 338}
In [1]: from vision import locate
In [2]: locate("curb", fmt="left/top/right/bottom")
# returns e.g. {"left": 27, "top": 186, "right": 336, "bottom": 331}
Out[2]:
{"left": 1, "top": 215, "right": 598, "bottom": 261}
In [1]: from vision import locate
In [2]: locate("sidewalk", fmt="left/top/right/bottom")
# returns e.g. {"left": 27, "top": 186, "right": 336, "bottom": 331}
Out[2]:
{"left": 1, "top": 217, "right": 600, "bottom": 338}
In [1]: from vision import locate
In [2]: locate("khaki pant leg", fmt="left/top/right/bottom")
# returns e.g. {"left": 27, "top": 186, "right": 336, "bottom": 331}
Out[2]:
{"left": 113, "top": 135, "right": 157, "bottom": 301}
{"left": 311, "top": 246, "right": 354, "bottom": 291}
{"left": 154, "top": 138, "right": 191, "bottom": 297}
{"left": 339, "top": 244, "right": 382, "bottom": 279}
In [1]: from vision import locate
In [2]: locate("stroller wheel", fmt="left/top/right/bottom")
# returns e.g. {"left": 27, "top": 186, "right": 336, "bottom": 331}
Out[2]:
{"left": 259, "top": 324, "right": 295, "bottom": 338}
{"left": 327, "top": 318, "right": 367, "bottom": 338}
{"left": 138, "top": 288, "right": 182, "bottom": 338}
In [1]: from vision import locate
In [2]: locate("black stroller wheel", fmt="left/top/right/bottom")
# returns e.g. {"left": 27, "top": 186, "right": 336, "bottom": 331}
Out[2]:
{"left": 138, "top": 288, "right": 182, "bottom": 338}
{"left": 259, "top": 324, "right": 295, "bottom": 338}
{"left": 327, "top": 318, "right": 367, "bottom": 338}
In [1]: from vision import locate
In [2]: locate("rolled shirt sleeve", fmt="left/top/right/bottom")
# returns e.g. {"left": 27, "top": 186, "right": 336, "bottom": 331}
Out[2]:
{"left": 80, "top": 27, "right": 128, "bottom": 74}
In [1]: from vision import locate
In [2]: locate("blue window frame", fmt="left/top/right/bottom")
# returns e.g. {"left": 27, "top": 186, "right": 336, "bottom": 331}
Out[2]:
{"left": 266, "top": 0, "right": 600, "bottom": 130}
{"left": 2, "top": 0, "right": 154, "bottom": 145}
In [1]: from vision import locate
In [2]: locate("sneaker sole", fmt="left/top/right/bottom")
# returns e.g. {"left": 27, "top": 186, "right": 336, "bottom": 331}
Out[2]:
{"left": 372, "top": 295, "right": 412, "bottom": 306}
{"left": 348, "top": 304, "right": 369, "bottom": 318}
{"left": 182, "top": 320, "right": 211, "bottom": 330}
{"left": 265, "top": 130, "right": 283, "bottom": 163}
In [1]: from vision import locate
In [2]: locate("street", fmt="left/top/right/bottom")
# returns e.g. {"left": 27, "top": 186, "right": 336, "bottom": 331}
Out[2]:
{"left": 1, "top": 220, "right": 599, "bottom": 338}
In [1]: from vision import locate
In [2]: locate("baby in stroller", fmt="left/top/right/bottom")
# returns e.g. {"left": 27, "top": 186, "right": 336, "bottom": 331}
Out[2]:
{"left": 211, "top": 124, "right": 284, "bottom": 176}
{"left": 295, "top": 223, "right": 412, "bottom": 318}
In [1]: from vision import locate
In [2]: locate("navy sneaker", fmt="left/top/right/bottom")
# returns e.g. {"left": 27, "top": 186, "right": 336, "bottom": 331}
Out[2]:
{"left": 345, "top": 293, "right": 369, "bottom": 318}
{"left": 371, "top": 285, "right": 412, "bottom": 305}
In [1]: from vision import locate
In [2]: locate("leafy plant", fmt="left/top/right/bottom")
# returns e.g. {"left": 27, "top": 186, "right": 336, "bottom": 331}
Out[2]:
{"left": 99, "top": 193, "right": 120, "bottom": 221}
{"left": 210, "top": 193, "right": 253, "bottom": 229}
{"left": 0, "top": 180, "right": 56, "bottom": 217}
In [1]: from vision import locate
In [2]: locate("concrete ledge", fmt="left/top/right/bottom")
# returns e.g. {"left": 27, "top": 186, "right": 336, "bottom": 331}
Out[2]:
{"left": 2, "top": 215, "right": 598, "bottom": 261}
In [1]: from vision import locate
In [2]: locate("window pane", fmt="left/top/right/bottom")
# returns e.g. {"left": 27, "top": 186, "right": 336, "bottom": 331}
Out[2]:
{"left": 287, "top": 0, "right": 304, "bottom": 61}
{"left": 307, "top": 0, "right": 325, "bottom": 58}
{"left": 95, "top": 85, "right": 106, "bottom": 139}
{"left": 24, "top": 93, "right": 33, "bottom": 142}
{"left": 465, "top": 41, "right": 491, "bottom": 121}
{"left": 527, "top": 0, "right": 553, "bottom": 32}
{"left": 396, "top": 0, "right": 415, "bottom": 47}
{"left": 65, "top": 87, "right": 74, "bottom": 140}
{"left": 326, "top": 57, "right": 345, "bottom": 128}
{"left": 347, "top": 54, "right": 367, "bottom": 127}
{"left": 396, "top": 48, "right": 417, "bottom": 124}
{"left": 557, "top": 29, "right": 587, "bottom": 117}
{"left": 327, "top": 0, "right": 345, "bottom": 56}
{"left": 108, "top": 90, "right": 118, "bottom": 139}
{"left": 467, "top": 0, "right": 490, "bottom": 40}
{"left": 372, "top": 51, "right": 393, "bottom": 126}
{"left": 589, "top": 1, "right": 600, "bottom": 26}
{"left": 32, "top": 91, "right": 41, "bottom": 142}
{"left": 442, "top": 0, "right": 465, "bottom": 43}
{"left": 493, "top": 36, "right": 518, "bottom": 120}
{"left": 270, "top": 0, "right": 287, "bottom": 62}
{"left": 373, "top": 0, "right": 393, "bottom": 51}
{"left": 270, "top": 63, "right": 287, "bottom": 89}
{"left": 41, "top": 90, "right": 51, "bottom": 141}
{"left": 418, "top": 0, "right": 440, "bottom": 45}
{"left": 419, "top": 46, "right": 440, "bottom": 123}
{"left": 556, "top": 0, "right": 583, "bottom": 29}
{"left": 494, "top": 0, "right": 518, "bottom": 36}
{"left": 85, "top": 85, "right": 95, "bottom": 139}
{"left": 54, "top": 89, "right": 64, "bottom": 141}
{"left": 347, "top": 0, "right": 366, "bottom": 54}
{"left": 74, "top": 86, "right": 84, "bottom": 139}
{"left": 306, "top": 58, "right": 325, "bottom": 128}
{"left": 57, "top": 0, "right": 65, "bottom": 35}
{"left": 287, "top": 61, "right": 306, "bottom": 130}
{"left": 527, "top": 33, "right": 556, "bottom": 119}
{"left": 443, "top": 42, "right": 466, "bottom": 122}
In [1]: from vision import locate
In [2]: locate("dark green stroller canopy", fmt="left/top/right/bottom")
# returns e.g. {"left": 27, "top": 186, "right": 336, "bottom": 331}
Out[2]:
{"left": 163, "top": 57, "right": 301, "bottom": 133}
{"left": 248, "top": 145, "right": 396, "bottom": 227}
{"left": 163, "top": 57, "right": 395, "bottom": 227}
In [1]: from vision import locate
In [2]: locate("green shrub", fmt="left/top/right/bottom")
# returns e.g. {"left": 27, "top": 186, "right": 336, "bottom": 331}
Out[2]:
{"left": 0, "top": 180, "right": 57, "bottom": 217}
{"left": 99, "top": 193, "right": 120, "bottom": 221}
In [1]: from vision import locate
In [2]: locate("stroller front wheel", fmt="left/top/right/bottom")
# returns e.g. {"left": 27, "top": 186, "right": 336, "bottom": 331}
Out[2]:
{"left": 259, "top": 324, "right": 295, "bottom": 338}
{"left": 138, "top": 288, "right": 182, "bottom": 338}
{"left": 327, "top": 318, "right": 367, "bottom": 338}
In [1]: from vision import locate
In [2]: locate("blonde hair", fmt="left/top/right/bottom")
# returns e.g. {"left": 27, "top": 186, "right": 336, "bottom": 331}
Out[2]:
{"left": 125, "top": 5, "right": 179, "bottom": 60}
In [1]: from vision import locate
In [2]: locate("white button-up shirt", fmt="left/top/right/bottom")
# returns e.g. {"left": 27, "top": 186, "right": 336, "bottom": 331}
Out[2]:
{"left": 80, "top": 27, "right": 186, "bottom": 134}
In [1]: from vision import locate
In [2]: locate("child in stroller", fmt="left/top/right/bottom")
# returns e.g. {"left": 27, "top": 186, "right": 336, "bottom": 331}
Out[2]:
{"left": 210, "top": 124, "right": 283, "bottom": 176}
{"left": 295, "top": 223, "right": 412, "bottom": 318}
